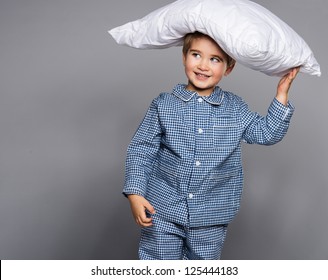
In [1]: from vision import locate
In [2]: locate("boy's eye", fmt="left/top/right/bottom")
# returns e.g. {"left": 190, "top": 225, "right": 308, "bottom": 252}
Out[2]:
{"left": 192, "top": 52, "right": 201, "bottom": 58}
{"left": 211, "top": 57, "right": 221, "bottom": 63}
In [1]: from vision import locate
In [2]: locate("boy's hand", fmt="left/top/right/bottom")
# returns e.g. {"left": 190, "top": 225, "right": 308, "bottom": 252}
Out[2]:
{"left": 127, "top": 194, "right": 156, "bottom": 227}
{"left": 276, "top": 67, "right": 300, "bottom": 106}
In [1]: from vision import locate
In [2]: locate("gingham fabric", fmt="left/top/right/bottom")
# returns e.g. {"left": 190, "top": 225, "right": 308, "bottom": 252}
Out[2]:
{"left": 124, "top": 84, "right": 294, "bottom": 227}
{"left": 139, "top": 214, "right": 228, "bottom": 260}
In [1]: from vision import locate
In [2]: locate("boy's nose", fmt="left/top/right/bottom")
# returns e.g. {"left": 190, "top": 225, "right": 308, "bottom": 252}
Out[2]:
{"left": 198, "top": 59, "right": 209, "bottom": 71}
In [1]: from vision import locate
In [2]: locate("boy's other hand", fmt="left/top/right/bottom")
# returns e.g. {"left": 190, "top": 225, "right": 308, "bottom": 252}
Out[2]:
{"left": 276, "top": 67, "right": 300, "bottom": 105}
{"left": 127, "top": 194, "right": 156, "bottom": 227}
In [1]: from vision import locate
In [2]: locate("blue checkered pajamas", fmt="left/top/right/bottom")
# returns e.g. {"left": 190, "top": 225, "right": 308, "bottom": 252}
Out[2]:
{"left": 139, "top": 215, "right": 228, "bottom": 260}
{"left": 124, "top": 84, "right": 294, "bottom": 260}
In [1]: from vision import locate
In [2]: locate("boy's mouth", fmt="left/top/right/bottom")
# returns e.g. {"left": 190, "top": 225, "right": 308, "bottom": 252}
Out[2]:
{"left": 195, "top": 72, "right": 210, "bottom": 79}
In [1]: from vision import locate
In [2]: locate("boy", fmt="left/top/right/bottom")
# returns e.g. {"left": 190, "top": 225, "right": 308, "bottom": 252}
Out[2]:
{"left": 123, "top": 31, "right": 299, "bottom": 260}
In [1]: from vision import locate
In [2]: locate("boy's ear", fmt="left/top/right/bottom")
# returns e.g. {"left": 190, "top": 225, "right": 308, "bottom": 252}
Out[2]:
{"left": 182, "top": 54, "right": 186, "bottom": 66}
{"left": 224, "top": 63, "right": 235, "bottom": 76}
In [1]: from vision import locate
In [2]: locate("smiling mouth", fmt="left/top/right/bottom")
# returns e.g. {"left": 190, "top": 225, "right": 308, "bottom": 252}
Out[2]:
{"left": 195, "top": 72, "right": 210, "bottom": 79}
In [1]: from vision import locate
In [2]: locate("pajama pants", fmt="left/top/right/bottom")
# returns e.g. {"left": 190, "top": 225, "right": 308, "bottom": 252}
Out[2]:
{"left": 138, "top": 215, "right": 228, "bottom": 260}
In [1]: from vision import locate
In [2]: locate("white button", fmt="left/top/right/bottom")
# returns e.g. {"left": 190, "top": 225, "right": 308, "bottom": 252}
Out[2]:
{"left": 188, "top": 193, "right": 193, "bottom": 199}
{"left": 198, "top": 128, "right": 204, "bottom": 134}
{"left": 197, "top": 97, "right": 203, "bottom": 102}
{"left": 195, "top": 161, "right": 201, "bottom": 166}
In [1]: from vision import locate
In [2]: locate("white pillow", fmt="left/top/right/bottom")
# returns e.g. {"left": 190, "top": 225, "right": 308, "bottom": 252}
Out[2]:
{"left": 108, "top": 0, "right": 321, "bottom": 77}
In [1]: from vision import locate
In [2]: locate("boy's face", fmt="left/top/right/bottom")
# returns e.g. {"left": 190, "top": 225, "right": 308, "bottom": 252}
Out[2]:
{"left": 183, "top": 36, "right": 234, "bottom": 96}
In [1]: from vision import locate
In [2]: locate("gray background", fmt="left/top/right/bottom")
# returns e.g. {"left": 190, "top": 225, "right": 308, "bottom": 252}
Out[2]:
{"left": 0, "top": 0, "right": 327, "bottom": 260}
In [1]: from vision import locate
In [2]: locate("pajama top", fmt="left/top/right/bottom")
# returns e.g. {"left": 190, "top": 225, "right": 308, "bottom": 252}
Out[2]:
{"left": 123, "top": 84, "right": 294, "bottom": 227}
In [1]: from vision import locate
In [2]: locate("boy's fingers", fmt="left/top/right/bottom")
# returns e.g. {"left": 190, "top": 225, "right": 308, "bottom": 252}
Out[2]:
{"left": 144, "top": 201, "right": 156, "bottom": 214}
{"left": 289, "top": 67, "right": 300, "bottom": 79}
{"left": 140, "top": 204, "right": 155, "bottom": 227}
{"left": 128, "top": 195, "right": 155, "bottom": 227}
{"left": 137, "top": 215, "right": 153, "bottom": 227}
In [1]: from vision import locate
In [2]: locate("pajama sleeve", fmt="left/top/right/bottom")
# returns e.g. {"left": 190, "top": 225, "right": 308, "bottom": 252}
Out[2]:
{"left": 123, "top": 97, "right": 162, "bottom": 197}
{"left": 240, "top": 97, "right": 295, "bottom": 145}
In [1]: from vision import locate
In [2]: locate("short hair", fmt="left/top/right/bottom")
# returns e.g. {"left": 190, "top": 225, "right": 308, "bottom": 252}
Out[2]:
{"left": 182, "top": 31, "right": 235, "bottom": 68}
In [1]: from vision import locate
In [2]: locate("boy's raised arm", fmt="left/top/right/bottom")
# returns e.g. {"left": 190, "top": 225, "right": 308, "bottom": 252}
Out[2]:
{"left": 275, "top": 67, "right": 300, "bottom": 106}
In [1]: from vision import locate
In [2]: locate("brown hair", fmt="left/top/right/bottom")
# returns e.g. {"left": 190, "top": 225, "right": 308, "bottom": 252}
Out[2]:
{"left": 182, "top": 31, "right": 235, "bottom": 68}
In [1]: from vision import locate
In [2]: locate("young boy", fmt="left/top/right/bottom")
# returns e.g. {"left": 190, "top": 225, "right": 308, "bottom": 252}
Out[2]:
{"left": 123, "top": 31, "right": 299, "bottom": 260}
